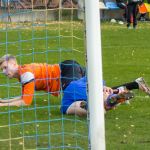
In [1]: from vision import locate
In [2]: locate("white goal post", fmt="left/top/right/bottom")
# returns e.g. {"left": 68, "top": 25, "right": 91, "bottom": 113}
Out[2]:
{"left": 85, "top": 0, "right": 106, "bottom": 149}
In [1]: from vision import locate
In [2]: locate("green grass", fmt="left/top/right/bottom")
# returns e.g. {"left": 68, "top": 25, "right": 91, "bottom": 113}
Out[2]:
{"left": 0, "top": 21, "right": 150, "bottom": 149}
{"left": 103, "top": 22, "right": 150, "bottom": 150}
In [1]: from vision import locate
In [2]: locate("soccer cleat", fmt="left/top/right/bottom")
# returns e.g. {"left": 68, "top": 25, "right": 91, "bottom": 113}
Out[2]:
{"left": 135, "top": 77, "right": 150, "bottom": 96}
{"left": 104, "top": 91, "right": 134, "bottom": 111}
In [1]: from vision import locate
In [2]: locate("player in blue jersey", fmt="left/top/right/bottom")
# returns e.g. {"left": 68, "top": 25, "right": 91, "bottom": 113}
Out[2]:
{"left": 60, "top": 77, "right": 150, "bottom": 117}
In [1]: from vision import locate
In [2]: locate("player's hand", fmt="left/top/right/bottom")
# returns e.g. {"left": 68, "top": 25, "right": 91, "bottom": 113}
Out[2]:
{"left": 103, "top": 86, "right": 113, "bottom": 94}
{"left": 0, "top": 99, "right": 5, "bottom": 103}
{"left": 103, "top": 91, "right": 110, "bottom": 101}
{"left": 0, "top": 102, "right": 4, "bottom": 107}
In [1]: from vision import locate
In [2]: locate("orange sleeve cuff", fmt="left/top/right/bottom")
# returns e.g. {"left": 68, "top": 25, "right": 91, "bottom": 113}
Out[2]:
{"left": 22, "top": 82, "right": 35, "bottom": 105}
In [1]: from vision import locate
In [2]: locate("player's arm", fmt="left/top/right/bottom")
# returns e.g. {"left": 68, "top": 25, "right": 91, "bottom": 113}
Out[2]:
{"left": 0, "top": 97, "right": 22, "bottom": 103}
{"left": 0, "top": 81, "right": 35, "bottom": 107}
{"left": 20, "top": 71, "right": 35, "bottom": 105}
{"left": 0, "top": 72, "right": 35, "bottom": 107}
{"left": 0, "top": 97, "right": 26, "bottom": 106}
{"left": 21, "top": 81, "right": 35, "bottom": 105}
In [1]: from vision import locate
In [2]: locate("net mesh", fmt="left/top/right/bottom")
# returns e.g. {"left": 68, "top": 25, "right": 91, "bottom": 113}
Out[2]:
{"left": 0, "top": 0, "right": 88, "bottom": 149}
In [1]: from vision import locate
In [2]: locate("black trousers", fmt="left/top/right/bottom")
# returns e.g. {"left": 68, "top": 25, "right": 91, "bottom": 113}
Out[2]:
{"left": 127, "top": 2, "right": 138, "bottom": 26}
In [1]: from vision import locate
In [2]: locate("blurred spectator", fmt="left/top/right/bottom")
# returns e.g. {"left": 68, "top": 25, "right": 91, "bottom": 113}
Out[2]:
{"left": 138, "top": 0, "right": 150, "bottom": 21}
{"left": 126, "top": 0, "right": 142, "bottom": 29}
{"left": 138, "top": 2, "right": 146, "bottom": 21}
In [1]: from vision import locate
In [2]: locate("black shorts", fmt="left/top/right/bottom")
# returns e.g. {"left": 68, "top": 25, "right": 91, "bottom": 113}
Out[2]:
{"left": 59, "top": 60, "right": 86, "bottom": 90}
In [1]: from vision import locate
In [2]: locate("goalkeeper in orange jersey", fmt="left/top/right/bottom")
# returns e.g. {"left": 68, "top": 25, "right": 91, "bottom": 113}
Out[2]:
{"left": 0, "top": 54, "right": 150, "bottom": 112}
{"left": 0, "top": 54, "right": 85, "bottom": 106}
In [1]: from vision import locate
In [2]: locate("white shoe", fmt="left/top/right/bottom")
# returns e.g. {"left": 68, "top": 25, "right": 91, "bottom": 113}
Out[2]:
{"left": 135, "top": 77, "right": 150, "bottom": 95}
{"left": 118, "top": 21, "right": 124, "bottom": 25}
{"left": 110, "top": 19, "right": 117, "bottom": 23}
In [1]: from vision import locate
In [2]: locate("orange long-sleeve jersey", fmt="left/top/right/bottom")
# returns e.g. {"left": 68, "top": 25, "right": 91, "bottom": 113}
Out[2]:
{"left": 18, "top": 63, "right": 61, "bottom": 105}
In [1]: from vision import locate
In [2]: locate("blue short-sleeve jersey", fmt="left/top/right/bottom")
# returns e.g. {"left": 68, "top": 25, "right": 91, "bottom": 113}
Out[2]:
{"left": 61, "top": 77, "right": 105, "bottom": 114}
{"left": 61, "top": 77, "right": 87, "bottom": 114}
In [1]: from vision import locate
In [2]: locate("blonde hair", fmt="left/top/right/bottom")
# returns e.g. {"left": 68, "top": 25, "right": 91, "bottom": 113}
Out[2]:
{"left": 0, "top": 54, "right": 16, "bottom": 66}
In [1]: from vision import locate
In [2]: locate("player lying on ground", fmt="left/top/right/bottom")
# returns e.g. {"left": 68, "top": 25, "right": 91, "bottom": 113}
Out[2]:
{"left": 0, "top": 54, "right": 85, "bottom": 106}
{"left": 60, "top": 76, "right": 150, "bottom": 117}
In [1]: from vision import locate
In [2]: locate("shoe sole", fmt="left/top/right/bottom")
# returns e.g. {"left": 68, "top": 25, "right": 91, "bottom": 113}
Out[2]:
{"left": 138, "top": 78, "right": 150, "bottom": 95}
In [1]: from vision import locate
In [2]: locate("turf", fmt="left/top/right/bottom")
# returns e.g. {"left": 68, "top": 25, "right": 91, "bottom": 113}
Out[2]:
{"left": 0, "top": 21, "right": 150, "bottom": 149}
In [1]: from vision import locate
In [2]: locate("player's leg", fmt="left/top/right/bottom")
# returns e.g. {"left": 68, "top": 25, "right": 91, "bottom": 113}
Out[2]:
{"left": 132, "top": 2, "right": 138, "bottom": 28}
{"left": 112, "top": 77, "right": 150, "bottom": 95}
{"left": 112, "top": 81, "right": 138, "bottom": 91}
{"left": 66, "top": 101, "right": 87, "bottom": 117}
{"left": 126, "top": 3, "right": 132, "bottom": 28}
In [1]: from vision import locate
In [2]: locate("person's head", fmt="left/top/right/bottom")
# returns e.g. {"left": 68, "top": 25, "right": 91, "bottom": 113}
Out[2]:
{"left": 0, "top": 54, "right": 19, "bottom": 78}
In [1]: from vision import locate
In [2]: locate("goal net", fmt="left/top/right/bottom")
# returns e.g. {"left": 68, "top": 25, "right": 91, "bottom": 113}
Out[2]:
{"left": 0, "top": 0, "right": 105, "bottom": 149}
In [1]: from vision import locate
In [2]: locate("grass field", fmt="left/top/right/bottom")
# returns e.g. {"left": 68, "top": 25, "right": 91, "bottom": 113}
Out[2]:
{"left": 0, "top": 21, "right": 150, "bottom": 149}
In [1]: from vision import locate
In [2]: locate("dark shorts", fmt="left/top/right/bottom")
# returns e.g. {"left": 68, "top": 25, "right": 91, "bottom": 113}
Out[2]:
{"left": 59, "top": 60, "right": 86, "bottom": 90}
